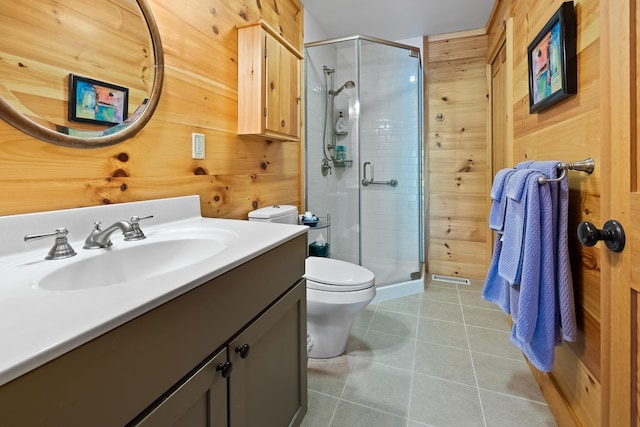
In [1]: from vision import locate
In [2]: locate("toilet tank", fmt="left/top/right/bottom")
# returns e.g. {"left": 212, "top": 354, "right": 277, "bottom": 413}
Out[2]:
{"left": 248, "top": 205, "right": 298, "bottom": 224}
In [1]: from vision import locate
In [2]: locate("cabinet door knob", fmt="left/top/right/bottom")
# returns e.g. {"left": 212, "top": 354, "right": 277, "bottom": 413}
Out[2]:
{"left": 577, "top": 220, "right": 626, "bottom": 252}
{"left": 216, "top": 361, "right": 233, "bottom": 378}
{"left": 281, "top": 120, "right": 286, "bottom": 127}
{"left": 235, "top": 343, "right": 251, "bottom": 359}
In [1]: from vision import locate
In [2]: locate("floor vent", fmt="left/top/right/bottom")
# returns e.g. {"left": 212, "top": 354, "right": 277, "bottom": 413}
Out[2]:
{"left": 431, "top": 274, "right": 471, "bottom": 285}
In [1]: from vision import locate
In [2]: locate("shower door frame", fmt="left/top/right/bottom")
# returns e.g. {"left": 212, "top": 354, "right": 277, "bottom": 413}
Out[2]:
{"left": 304, "top": 35, "right": 425, "bottom": 287}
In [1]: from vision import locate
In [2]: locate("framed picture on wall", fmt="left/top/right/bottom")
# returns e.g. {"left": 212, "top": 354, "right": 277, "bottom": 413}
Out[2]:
{"left": 527, "top": 1, "right": 577, "bottom": 113}
{"left": 68, "top": 74, "right": 129, "bottom": 125}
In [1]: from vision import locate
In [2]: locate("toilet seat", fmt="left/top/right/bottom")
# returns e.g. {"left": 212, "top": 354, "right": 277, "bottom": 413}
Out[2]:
{"left": 304, "top": 257, "right": 374, "bottom": 292}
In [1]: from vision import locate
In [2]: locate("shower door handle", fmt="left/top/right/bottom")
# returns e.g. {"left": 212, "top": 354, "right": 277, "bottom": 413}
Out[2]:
{"left": 362, "top": 162, "right": 398, "bottom": 187}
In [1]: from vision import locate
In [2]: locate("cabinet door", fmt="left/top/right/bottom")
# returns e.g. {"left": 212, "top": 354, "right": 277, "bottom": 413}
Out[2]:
{"left": 265, "top": 32, "right": 300, "bottom": 140}
{"left": 132, "top": 348, "right": 228, "bottom": 427}
{"left": 228, "top": 280, "right": 307, "bottom": 427}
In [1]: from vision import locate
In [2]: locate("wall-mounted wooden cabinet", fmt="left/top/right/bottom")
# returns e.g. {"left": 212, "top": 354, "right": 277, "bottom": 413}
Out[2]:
{"left": 237, "top": 20, "right": 302, "bottom": 141}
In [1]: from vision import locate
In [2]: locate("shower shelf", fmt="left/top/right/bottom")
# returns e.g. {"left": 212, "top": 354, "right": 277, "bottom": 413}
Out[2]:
{"left": 333, "top": 159, "right": 353, "bottom": 168}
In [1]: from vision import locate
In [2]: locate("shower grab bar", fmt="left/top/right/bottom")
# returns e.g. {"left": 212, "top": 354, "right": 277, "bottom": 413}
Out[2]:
{"left": 362, "top": 162, "right": 399, "bottom": 187}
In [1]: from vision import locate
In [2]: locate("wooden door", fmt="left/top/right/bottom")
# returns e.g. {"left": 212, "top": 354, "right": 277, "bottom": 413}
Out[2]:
{"left": 491, "top": 41, "right": 507, "bottom": 178}
{"left": 601, "top": 0, "right": 639, "bottom": 424}
{"left": 265, "top": 32, "right": 300, "bottom": 139}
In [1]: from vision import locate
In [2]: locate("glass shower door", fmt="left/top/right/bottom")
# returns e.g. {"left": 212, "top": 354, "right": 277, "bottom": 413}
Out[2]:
{"left": 358, "top": 40, "right": 423, "bottom": 286}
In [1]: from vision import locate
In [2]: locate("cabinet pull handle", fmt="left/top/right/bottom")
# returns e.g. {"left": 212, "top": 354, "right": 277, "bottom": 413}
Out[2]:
{"left": 235, "top": 344, "right": 251, "bottom": 359}
{"left": 216, "top": 361, "right": 233, "bottom": 378}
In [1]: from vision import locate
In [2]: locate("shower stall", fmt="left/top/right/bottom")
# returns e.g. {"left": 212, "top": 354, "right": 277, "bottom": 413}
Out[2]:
{"left": 305, "top": 36, "right": 424, "bottom": 302}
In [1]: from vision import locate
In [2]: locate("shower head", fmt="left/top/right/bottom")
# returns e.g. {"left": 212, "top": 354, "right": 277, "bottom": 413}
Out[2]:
{"left": 330, "top": 80, "right": 356, "bottom": 96}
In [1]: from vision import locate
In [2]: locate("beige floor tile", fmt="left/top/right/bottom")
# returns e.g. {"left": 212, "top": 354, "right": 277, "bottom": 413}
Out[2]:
{"left": 303, "top": 286, "right": 556, "bottom": 427}
{"left": 347, "top": 329, "right": 417, "bottom": 371}
{"left": 417, "top": 317, "right": 469, "bottom": 349}
{"left": 409, "top": 373, "right": 484, "bottom": 427}
{"left": 330, "top": 401, "right": 407, "bottom": 427}
{"left": 368, "top": 310, "right": 418, "bottom": 338}
{"left": 480, "top": 389, "right": 556, "bottom": 426}
{"left": 376, "top": 295, "right": 421, "bottom": 316}
{"left": 413, "top": 340, "right": 476, "bottom": 385}
{"left": 307, "top": 355, "right": 354, "bottom": 398}
{"left": 459, "top": 289, "right": 502, "bottom": 311}
{"left": 352, "top": 305, "right": 376, "bottom": 329}
{"left": 301, "top": 391, "right": 340, "bottom": 427}
{"left": 419, "top": 299, "right": 464, "bottom": 323}
{"left": 466, "top": 325, "right": 523, "bottom": 360}
{"left": 422, "top": 284, "right": 460, "bottom": 304}
{"left": 462, "top": 305, "right": 511, "bottom": 331}
{"left": 342, "top": 359, "right": 413, "bottom": 417}
{"left": 460, "top": 278, "right": 486, "bottom": 293}
{"left": 472, "top": 353, "right": 546, "bottom": 402}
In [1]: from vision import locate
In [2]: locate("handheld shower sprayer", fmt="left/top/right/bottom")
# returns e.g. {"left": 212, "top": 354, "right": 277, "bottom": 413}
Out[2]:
{"left": 329, "top": 80, "right": 356, "bottom": 96}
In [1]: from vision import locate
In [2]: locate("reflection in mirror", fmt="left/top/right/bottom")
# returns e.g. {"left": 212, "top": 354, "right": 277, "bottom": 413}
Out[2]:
{"left": 0, "top": 0, "right": 164, "bottom": 147}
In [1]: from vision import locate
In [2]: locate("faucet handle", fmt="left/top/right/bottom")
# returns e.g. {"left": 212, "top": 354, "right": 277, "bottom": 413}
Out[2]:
{"left": 24, "top": 228, "right": 77, "bottom": 260}
{"left": 130, "top": 215, "right": 153, "bottom": 224}
{"left": 125, "top": 215, "right": 153, "bottom": 241}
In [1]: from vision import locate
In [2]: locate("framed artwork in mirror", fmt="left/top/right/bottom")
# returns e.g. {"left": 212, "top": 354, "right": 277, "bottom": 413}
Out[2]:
{"left": 527, "top": 1, "right": 577, "bottom": 113}
{"left": 68, "top": 74, "right": 129, "bottom": 126}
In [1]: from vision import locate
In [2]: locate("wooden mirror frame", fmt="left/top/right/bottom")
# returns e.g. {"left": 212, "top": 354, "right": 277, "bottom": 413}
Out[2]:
{"left": 0, "top": 0, "right": 164, "bottom": 148}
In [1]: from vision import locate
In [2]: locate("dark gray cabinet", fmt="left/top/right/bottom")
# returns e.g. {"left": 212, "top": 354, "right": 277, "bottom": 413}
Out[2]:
{"left": 0, "top": 235, "right": 307, "bottom": 427}
{"left": 133, "top": 281, "right": 307, "bottom": 427}
{"left": 134, "top": 348, "right": 228, "bottom": 427}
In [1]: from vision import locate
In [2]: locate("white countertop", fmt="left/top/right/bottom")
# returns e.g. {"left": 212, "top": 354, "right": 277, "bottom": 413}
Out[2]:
{"left": 0, "top": 196, "right": 307, "bottom": 386}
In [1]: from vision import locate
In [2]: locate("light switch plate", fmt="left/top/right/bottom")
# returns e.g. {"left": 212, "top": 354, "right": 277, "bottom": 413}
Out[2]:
{"left": 192, "top": 133, "right": 205, "bottom": 159}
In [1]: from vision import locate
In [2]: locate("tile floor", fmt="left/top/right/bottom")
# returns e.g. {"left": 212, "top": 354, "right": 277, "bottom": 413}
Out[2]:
{"left": 301, "top": 278, "right": 557, "bottom": 427}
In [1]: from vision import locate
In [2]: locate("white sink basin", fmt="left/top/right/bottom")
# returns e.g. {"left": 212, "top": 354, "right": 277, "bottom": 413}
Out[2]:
{"left": 38, "top": 231, "right": 238, "bottom": 291}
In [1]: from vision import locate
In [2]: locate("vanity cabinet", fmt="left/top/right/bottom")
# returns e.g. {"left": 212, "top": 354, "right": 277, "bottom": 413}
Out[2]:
{"left": 133, "top": 348, "right": 229, "bottom": 427}
{"left": 0, "top": 235, "right": 307, "bottom": 427}
{"left": 237, "top": 20, "right": 302, "bottom": 141}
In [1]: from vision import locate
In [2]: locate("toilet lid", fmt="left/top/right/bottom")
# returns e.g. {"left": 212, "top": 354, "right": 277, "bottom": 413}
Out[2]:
{"left": 248, "top": 205, "right": 297, "bottom": 220}
{"left": 304, "top": 257, "right": 375, "bottom": 292}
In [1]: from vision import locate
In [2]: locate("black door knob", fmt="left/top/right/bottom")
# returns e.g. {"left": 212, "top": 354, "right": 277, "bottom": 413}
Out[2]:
{"left": 216, "top": 361, "right": 233, "bottom": 378}
{"left": 577, "top": 220, "right": 625, "bottom": 252}
{"left": 235, "top": 344, "right": 250, "bottom": 359}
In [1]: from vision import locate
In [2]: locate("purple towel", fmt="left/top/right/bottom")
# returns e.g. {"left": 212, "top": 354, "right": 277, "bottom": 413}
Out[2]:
{"left": 483, "top": 160, "right": 578, "bottom": 371}
{"left": 482, "top": 235, "right": 511, "bottom": 314}
{"left": 497, "top": 169, "right": 541, "bottom": 286}
{"left": 510, "top": 174, "right": 556, "bottom": 370}
{"left": 518, "top": 161, "right": 577, "bottom": 342}
{"left": 489, "top": 168, "right": 516, "bottom": 231}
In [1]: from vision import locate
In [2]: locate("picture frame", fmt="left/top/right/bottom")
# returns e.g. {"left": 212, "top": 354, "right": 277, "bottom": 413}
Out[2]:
{"left": 527, "top": 1, "right": 577, "bottom": 114}
{"left": 68, "top": 74, "right": 129, "bottom": 125}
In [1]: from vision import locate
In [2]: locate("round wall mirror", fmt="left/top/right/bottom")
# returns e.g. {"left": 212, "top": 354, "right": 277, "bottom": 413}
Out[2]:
{"left": 0, "top": 0, "right": 164, "bottom": 148}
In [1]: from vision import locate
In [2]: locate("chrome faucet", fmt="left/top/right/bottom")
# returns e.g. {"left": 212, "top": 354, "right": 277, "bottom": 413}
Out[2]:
{"left": 84, "top": 220, "right": 135, "bottom": 249}
{"left": 84, "top": 215, "right": 153, "bottom": 249}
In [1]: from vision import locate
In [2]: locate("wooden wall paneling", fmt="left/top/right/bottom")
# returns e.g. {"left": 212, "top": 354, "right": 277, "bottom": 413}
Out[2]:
{"left": 427, "top": 260, "right": 490, "bottom": 280}
{"left": 428, "top": 149, "right": 487, "bottom": 173}
{"left": 427, "top": 34, "right": 489, "bottom": 280}
{"left": 0, "top": 0, "right": 304, "bottom": 218}
{"left": 429, "top": 216, "right": 487, "bottom": 242}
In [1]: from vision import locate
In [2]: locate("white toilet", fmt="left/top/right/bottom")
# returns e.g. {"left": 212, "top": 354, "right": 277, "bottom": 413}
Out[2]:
{"left": 248, "top": 205, "right": 376, "bottom": 358}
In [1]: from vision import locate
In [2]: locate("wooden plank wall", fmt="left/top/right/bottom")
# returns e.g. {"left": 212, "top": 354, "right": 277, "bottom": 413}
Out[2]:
{"left": 427, "top": 34, "right": 490, "bottom": 280}
{"left": 0, "top": 0, "right": 303, "bottom": 219}
{"left": 485, "top": 0, "right": 602, "bottom": 425}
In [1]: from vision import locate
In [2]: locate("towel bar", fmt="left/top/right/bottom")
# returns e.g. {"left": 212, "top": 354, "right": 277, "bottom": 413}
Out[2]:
{"left": 536, "top": 158, "right": 595, "bottom": 184}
